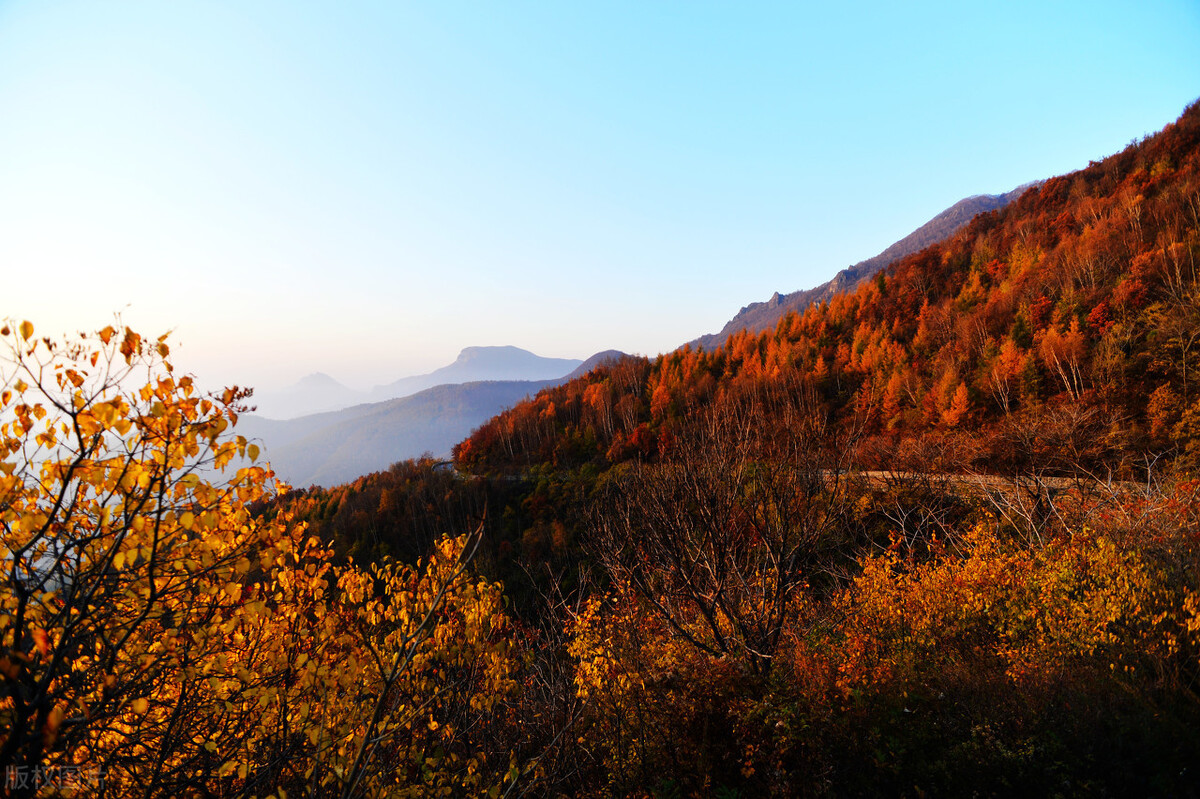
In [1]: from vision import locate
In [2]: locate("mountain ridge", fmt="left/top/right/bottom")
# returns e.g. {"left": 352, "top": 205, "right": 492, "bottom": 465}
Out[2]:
{"left": 242, "top": 348, "right": 629, "bottom": 487}
{"left": 690, "top": 183, "right": 1039, "bottom": 351}
{"left": 371, "top": 345, "right": 582, "bottom": 401}
{"left": 455, "top": 100, "right": 1200, "bottom": 477}
{"left": 249, "top": 346, "right": 586, "bottom": 420}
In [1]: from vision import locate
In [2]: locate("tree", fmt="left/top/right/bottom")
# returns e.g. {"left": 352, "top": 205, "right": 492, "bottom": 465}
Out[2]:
{"left": 941, "top": 381, "right": 971, "bottom": 427}
{"left": 1036, "top": 319, "right": 1088, "bottom": 401}
{"left": 588, "top": 382, "right": 859, "bottom": 674}
{"left": 0, "top": 321, "right": 519, "bottom": 797}
{"left": 1148, "top": 280, "right": 1200, "bottom": 409}
{"left": 988, "top": 338, "right": 1028, "bottom": 415}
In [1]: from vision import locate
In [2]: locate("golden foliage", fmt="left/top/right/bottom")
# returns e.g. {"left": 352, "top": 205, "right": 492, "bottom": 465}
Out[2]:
{"left": 0, "top": 322, "right": 518, "bottom": 797}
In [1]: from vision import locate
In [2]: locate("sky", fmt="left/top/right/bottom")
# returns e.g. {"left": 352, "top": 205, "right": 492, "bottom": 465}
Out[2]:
{"left": 1, "top": 1, "right": 1198, "bottom": 393}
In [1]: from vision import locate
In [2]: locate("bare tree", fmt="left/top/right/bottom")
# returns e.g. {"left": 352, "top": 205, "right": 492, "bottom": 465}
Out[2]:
{"left": 588, "top": 382, "right": 859, "bottom": 674}
{"left": 863, "top": 433, "right": 978, "bottom": 552}
{"left": 980, "top": 402, "right": 1134, "bottom": 543}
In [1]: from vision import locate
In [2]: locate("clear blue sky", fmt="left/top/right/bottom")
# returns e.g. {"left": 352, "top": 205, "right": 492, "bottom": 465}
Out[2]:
{"left": 1, "top": 1, "right": 1197, "bottom": 392}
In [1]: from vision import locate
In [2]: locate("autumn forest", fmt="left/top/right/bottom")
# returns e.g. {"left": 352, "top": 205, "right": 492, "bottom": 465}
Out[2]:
{"left": 5, "top": 101, "right": 1200, "bottom": 796}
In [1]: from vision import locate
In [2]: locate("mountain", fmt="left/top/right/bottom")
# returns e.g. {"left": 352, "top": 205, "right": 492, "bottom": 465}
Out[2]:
{"left": 690, "top": 183, "right": 1038, "bottom": 351}
{"left": 239, "top": 380, "right": 555, "bottom": 487}
{"left": 563, "top": 349, "right": 628, "bottom": 380}
{"left": 371, "top": 346, "right": 583, "bottom": 401}
{"left": 271, "top": 101, "right": 1200, "bottom": 797}
{"left": 241, "top": 349, "right": 628, "bottom": 487}
{"left": 246, "top": 346, "right": 585, "bottom": 421}
{"left": 457, "top": 101, "right": 1200, "bottom": 477}
{"left": 250, "top": 372, "right": 366, "bottom": 420}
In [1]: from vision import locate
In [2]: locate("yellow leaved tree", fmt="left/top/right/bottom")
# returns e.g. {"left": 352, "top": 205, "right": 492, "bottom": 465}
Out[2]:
{"left": 0, "top": 321, "right": 518, "bottom": 798}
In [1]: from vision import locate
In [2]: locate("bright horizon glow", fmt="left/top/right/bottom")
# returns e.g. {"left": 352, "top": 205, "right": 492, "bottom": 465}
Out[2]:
{"left": 1, "top": 1, "right": 1198, "bottom": 393}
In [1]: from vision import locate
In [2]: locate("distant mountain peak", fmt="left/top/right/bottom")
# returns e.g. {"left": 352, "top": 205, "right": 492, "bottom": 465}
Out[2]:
{"left": 454, "top": 345, "right": 538, "bottom": 363}
{"left": 251, "top": 372, "right": 364, "bottom": 421}
{"left": 372, "top": 346, "right": 584, "bottom": 402}
{"left": 239, "top": 346, "right": 627, "bottom": 486}
{"left": 458, "top": 344, "right": 525, "bottom": 356}
{"left": 296, "top": 372, "right": 343, "bottom": 387}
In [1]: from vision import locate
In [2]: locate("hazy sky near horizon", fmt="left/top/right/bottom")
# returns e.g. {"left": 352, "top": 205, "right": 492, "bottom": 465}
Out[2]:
{"left": 2, "top": 2, "right": 1198, "bottom": 392}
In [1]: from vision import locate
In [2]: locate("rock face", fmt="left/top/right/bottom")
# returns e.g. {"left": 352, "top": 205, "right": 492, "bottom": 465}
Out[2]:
{"left": 689, "top": 183, "right": 1039, "bottom": 351}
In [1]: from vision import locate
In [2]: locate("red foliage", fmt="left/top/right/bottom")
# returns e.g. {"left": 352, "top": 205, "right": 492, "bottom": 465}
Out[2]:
{"left": 454, "top": 101, "right": 1200, "bottom": 477}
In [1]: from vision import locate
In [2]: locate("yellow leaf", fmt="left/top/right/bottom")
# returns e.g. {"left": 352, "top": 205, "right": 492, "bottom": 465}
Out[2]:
{"left": 19, "top": 320, "right": 33, "bottom": 340}
{"left": 247, "top": 444, "right": 260, "bottom": 462}
{"left": 132, "top": 698, "right": 149, "bottom": 714}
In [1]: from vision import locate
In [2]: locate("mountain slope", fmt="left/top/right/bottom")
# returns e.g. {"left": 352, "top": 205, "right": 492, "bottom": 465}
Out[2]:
{"left": 562, "top": 349, "right": 627, "bottom": 380}
{"left": 240, "top": 380, "right": 556, "bottom": 487}
{"left": 457, "top": 101, "right": 1200, "bottom": 476}
{"left": 371, "top": 346, "right": 582, "bottom": 401}
{"left": 691, "top": 183, "right": 1037, "bottom": 351}
{"left": 271, "top": 101, "right": 1200, "bottom": 799}
{"left": 241, "top": 349, "right": 629, "bottom": 487}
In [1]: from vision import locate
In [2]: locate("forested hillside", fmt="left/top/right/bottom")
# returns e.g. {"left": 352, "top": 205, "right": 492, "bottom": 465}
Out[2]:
{"left": 689, "top": 182, "right": 1035, "bottom": 352}
{"left": 7, "top": 100, "right": 1200, "bottom": 797}
{"left": 458, "top": 102, "right": 1200, "bottom": 479}
{"left": 278, "top": 101, "right": 1200, "bottom": 795}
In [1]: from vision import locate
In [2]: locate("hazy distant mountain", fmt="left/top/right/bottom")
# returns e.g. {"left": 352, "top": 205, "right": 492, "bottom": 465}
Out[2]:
{"left": 250, "top": 372, "right": 366, "bottom": 420}
{"left": 247, "top": 346, "right": 583, "bottom": 421}
{"left": 240, "top": 348, "right": 628, "bottom": 487}
{"left": 690, "top": 183, "right": 1039, "bottom": 351}
{"left": 372, "top": 346, "right": 583, "bottom": 401}
{"left": 238, "top": 381, "right": 551, "bottom": 487}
